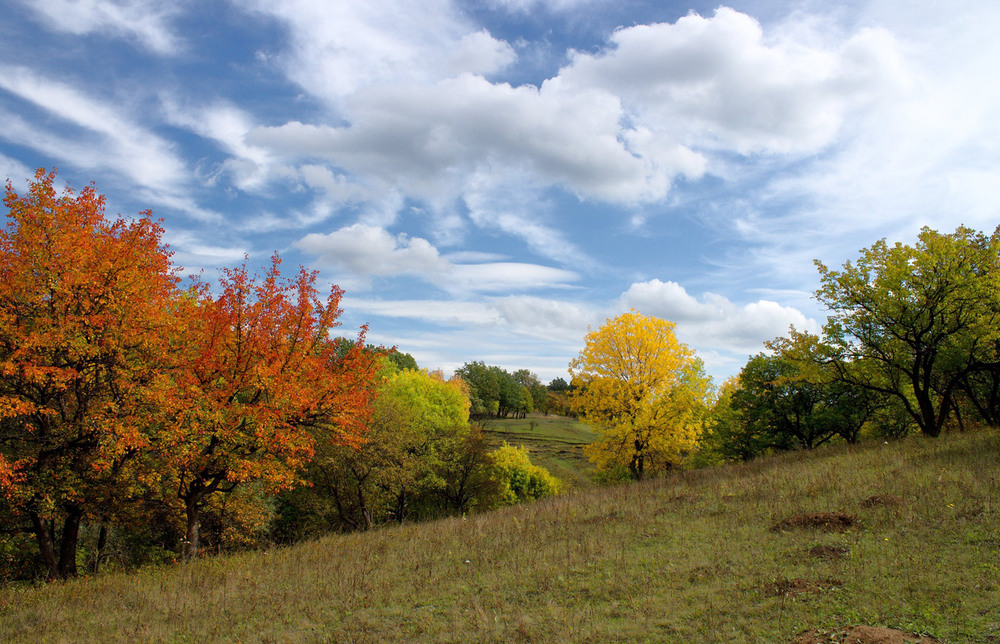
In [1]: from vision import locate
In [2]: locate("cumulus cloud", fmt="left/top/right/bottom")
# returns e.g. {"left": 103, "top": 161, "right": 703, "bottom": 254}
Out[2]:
{"left": 20, "top": 0, "right": 181, "bottom": 54}
{"left": 446, "top": 30, "right": 518, "bottom": 77}
{"left": 618, "top": 278, "right": 819, "bottom": 356}
{"left": 241, "top": 5, "right": 905, "bottom": 240}
{"left": 249, "top": 73, "right": 702, "bottom": 206}
{"left": 295, "top": 223, "right": 580, "bottom": 293}
{"left": 295, "top": 224, "right": 450, "bottom": 277}
{"left": 555, "top": 7, "right": 907, "bottom": 154}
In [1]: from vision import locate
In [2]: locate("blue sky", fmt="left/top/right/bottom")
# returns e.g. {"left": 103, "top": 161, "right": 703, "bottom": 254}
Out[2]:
{"left": 1, "top": 0, "right": 998, "bottom": 385}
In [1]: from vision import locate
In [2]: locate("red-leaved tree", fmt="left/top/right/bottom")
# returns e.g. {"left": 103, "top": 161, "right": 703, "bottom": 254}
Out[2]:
{"left": 156, "top": 255, "right": 378, "bottom": 560}
{"left": 0, "top": 169, "right": 179, "bottom": 579}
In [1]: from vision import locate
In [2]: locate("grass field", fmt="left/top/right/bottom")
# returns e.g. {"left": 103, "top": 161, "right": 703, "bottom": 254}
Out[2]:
{"left": 2, "top": 428, "right": 998, "bottom": 642}
{"left": 478, "top": 413, "right": 598, "bottom": 488}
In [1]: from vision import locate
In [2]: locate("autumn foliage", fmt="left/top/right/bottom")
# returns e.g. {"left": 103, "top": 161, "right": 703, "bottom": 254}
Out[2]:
{"left": 570, "top": 310, "right": 711, "bottom": 480}
{"left": 0, "top": 169, "right": 180, "bottom": 579}
{"left": 156, "top": 256, "right": 379, "bottom": 561}
{"left": 0, "top": 170, "right": 378, "bottom": 577}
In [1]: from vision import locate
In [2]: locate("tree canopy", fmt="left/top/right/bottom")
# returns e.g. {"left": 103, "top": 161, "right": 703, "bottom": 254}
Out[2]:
{"left": 0, "top": 170, "right": 180, "bottom": 579}
{"left": 569, "top": 310, "right": 711, "bottom": 480}
{"left": 816, "top": 225, "right": 1000, "bottom": 436}
{"left": 0, "top": 170, "right": 379, "bottom": 576}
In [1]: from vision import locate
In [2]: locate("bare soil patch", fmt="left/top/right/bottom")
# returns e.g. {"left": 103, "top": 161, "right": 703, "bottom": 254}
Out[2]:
{"left": 861, "top": 494, "right": 904, "bottom": 508}
{"left": 791, "top": 625, "right": 942, "bottom": 643}
{"left": 771, "top": 512, "right": 859, "bottom": 532}
{"left": 807, "top": 544, "right": 849, "bottom": 561}
{"left": 764, "top": 577, "right": 842, "bottom": 597}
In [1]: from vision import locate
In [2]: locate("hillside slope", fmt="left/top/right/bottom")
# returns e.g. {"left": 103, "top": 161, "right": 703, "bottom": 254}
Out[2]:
{"left": 479, "top": 413, "right": 598, "bottom": 488}
{"left": 2, "top": 429, "right": 997, "bottom": 642}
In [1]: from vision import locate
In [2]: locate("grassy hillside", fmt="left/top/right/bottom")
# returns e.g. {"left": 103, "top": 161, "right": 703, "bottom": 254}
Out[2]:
{"left": 479, "top": 413, "right": 598, "bottom": 488}
{"left": 2, "top": 429, "right": 998, "bottom": 642}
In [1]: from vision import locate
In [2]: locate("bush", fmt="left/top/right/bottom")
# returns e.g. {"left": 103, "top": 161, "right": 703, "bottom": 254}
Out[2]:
{"left": 490, "top": 443, "right": 561, "bottom": 505}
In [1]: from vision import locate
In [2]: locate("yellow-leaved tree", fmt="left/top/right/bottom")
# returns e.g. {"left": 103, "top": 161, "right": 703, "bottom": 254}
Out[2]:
{"left": 570, "top": 310, "right": 712, "bottom": 481}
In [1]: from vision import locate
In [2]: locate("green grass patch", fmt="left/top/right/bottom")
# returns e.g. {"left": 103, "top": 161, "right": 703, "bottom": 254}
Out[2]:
{"left": 478, "top": 413, "right": 598, "bottom": 488}
{"left": 2, "top": 429, "right": 998, "bottom": 642}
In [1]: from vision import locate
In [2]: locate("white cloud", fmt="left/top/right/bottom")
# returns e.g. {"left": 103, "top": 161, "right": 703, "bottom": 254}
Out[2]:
{"left": 345, "top": 294, "right": 595, "bottom": 380}
{"left": 445, "top": 262, "right": 579, "bottom": 293}
{"left": 163, "top": 229, "right": 250, "bottom": 275}
{"left": 727, "top": 0, "right": 1000, "bottom": 287}
{"left": 343, "top": 298, "right": 502, "bottom": 326}
{"left": 489, "top": 0, "right": 602, "bottom": 12}
{"left": 240, "top": 5, "right": 906, "bottom": 243}
{"left": 295, "top": 222, "right": 580, "bottom": 293}
{"left": 491, "top": 295, "right": 594, "bottom": 339}
{"left": 295, "top": 224, "right": 450, "bottom": 277}
{"left": 618, "top": 278, "right": 819, "bottom": 357}
{"left": 20, "top": 0, "right": 181, "bottom": 54}
{"left": 248, "top": 73, "right": 692, "bottom": 205}
{"left": 447, "top": 29, "right": 518, "bottom": 76}
{"left": 245, "top": 0, "right": 515, "bottom": 106}
{"left": 462, "top": 169, "right": 594, "bottom": 267}
{"left": 555, "top": 7, "right": 908, "bottom": 154}
{"left": 348, "top": 294, "right": 593, "bottom": 338}
{"left": 0, "top": 66, "right": 188, "bottom": 195}
{"left": 160, "top": 100, "right": 277, "bottom": 191}
{"left": 0, "top": 154, "right": 33, "bottom": 187}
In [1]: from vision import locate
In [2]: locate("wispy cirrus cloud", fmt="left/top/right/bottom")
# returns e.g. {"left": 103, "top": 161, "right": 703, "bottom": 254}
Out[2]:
{"left": 18, "top": 0, "right": 182, "bottom": 55}
{"left": 0, "top": 65, "right": 219, "bottom": 227}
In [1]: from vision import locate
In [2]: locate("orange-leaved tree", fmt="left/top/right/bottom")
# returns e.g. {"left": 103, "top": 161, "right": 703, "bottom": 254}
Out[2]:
{"left": 156, "top": 255, "right": 378, "bottom": 560}
{"left": 0, "top": 169, "right": 179, "bottom": 579}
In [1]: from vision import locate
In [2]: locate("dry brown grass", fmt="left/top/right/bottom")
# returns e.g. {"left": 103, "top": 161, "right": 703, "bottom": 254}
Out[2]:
{"left": 2, "top": 428, "right": 998, "bottom": 642}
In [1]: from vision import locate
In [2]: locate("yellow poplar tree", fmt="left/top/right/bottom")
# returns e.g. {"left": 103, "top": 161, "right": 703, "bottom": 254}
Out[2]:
{"left": 570, "top": 310, "right": 711, "bottom": 480}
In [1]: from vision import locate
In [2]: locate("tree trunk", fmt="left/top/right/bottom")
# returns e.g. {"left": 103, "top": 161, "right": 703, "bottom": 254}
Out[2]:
{"left": 393, "top": 490, "right": 407, "bottom": 524}
{"left": 356, "top": 480, "right": 373, "bottom": 531}
{"left": 912, "top": 383, "right": 940, "bottom": 437}
{"left": 30, "top": 513, "right": 60, "bottom": 581}
{"left": 57, "top": 507, "right": 82, "bottom": 579}
{"left": 29, "top": 507, "right": 83, "bottom": 580}
{"left": 93, "top": 523, "right": 108, "bottom": 574}
{"left": 184, "top": 495, "right": 201, "bottom": 562}
{"left": 630, "top": 443, "right": 645, "bottom": 481}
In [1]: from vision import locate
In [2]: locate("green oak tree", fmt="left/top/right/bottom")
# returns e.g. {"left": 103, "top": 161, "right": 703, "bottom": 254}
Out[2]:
{"left": 816, "top": 226, "right": 1000, "bottom": 436}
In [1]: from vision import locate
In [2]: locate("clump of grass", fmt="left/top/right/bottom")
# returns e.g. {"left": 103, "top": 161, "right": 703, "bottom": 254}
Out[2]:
{"left": 1, "top": 429, "right": 998, "bottom": 642}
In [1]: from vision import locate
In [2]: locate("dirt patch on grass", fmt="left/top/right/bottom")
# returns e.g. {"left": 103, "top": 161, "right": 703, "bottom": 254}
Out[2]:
{"left": 772, "top": 512, "right": 859, "bottom": 532}
{"left": 807, "top": 544, "right": 849, "bottom": 561}
{"left": 861, "top": 494, "right": 904, "bottom": 508}
{"left": 791, "top": 625, "right": 941, "bottom": 643}
{"left": 763, "top": 577, "right": 842, "bottom": 597}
